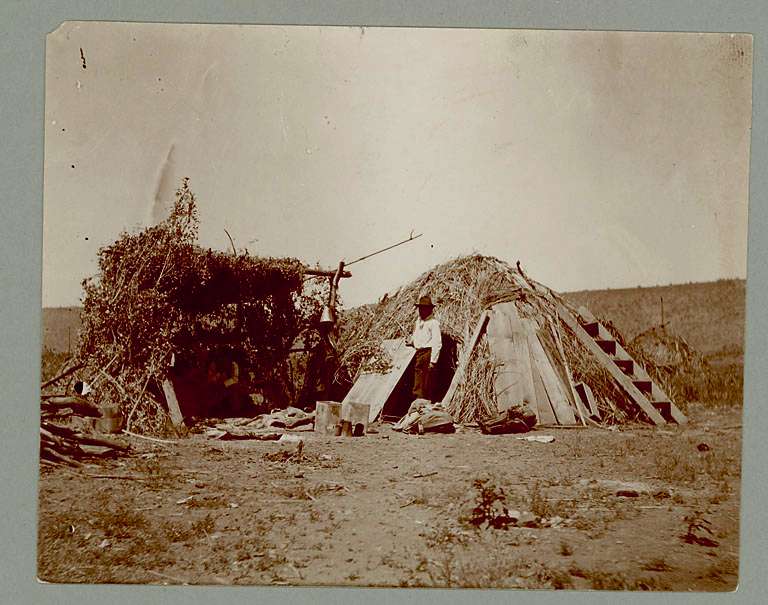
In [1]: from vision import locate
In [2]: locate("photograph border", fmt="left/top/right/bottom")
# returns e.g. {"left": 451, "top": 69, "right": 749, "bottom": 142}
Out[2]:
{"left": 2, "top": 2, "right": 766, "bottom": 604}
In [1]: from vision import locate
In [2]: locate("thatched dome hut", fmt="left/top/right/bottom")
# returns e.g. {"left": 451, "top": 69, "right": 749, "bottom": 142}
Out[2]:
{"left": 338, "top": 255, "right": 678, "bottom": 425}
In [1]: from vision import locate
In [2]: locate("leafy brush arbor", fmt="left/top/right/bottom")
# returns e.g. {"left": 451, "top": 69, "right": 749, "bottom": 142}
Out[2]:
{"left": 79, "top": 179, "right": 324, "bottom": 434}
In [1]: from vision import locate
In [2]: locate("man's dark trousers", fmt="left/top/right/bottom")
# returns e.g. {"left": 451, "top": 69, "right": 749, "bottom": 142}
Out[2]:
{"left": 412, "top": 348, "right": 433, "bottom": 401}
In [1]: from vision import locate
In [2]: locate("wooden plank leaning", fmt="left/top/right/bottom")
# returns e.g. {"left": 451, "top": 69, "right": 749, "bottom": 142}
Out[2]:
{"left": 556, "top": 304, "right": 667, "bottom": 425}
{"left": 342, "top": 338, "right": 416, "bottom": 423}
{"left": 526, "top": 326, "right": 576, "bottom": 425}
{"left": 528, "top": 346, "right": 557, "bottom": 425}
{"left": 548, "top": 320, "right": 587, "bottom": 426}
{"left": 162, "top": 379, "right": 185, "bottom": 427}
{"left": 486, "top": 304, "right": 536, "bottom": 412}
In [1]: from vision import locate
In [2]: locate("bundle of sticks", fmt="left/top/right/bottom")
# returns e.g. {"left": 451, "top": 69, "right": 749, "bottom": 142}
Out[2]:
{"left": 40, "top": 394, "right": 130, "bottom": 467}
{"left": 40, "top": 420, "right": 130, "bottom": 467}
{"left": 41, "top": 394, "right": 101, "bottom": 419}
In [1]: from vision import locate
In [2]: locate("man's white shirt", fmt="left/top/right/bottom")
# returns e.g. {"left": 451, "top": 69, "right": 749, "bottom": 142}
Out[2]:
{"left": 412, "top": 316, "right": 442, "bottom": 364}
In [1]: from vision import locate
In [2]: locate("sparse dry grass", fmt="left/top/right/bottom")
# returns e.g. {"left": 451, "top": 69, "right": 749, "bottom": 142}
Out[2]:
{"left": 586, "top": 570, "right": 668, "bottom": 591}
{"left": 651, "top": 437, "right": 741, "bottom": 489}
{"left": 404, "top": 525, "right": 573, "bottom": 590}
{"left": 38, "top": 403, "right": 742, "bottom": 590}
{"left": 641, "top": 557, "right": 674, "bottom": 572}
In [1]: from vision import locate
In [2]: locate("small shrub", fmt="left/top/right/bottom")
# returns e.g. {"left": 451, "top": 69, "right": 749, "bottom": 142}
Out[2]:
{"left": 191, "top": 513, "right": 215, "bottom": 537}
{"left": 567, "top": 563, "right": 587, "bottom": 578}
{"left": 681, "top": 512, "right": 719, "bottom": 547}
{"left": 530, "top": 563, "right": 574, "bottom": 590}
{"left": 161, "top": 520, "right": 191, "bottom": 543}
{"left": 468, "top": 478, "right": 513, "bottom": 529}
{"left": 528, "top": 481, "right": 550, "bottom": 518}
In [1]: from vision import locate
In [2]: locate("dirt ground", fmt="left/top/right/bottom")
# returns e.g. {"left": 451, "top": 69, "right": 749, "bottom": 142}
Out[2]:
{"left": 37, "top": 404, "right": 741, "bottom": 591}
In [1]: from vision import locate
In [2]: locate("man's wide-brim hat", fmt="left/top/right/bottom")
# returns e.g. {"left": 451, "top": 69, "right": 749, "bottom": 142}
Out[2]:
{"left": 415, "top": 295, "right": 435, "bottom": 308}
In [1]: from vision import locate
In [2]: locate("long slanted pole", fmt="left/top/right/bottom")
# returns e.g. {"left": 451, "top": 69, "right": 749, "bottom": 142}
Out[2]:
{"left": 344, "top": 232, "right": 423, "bottom": 267}
{"left": 305, "top": 268, "right": 352, "bottom": 278}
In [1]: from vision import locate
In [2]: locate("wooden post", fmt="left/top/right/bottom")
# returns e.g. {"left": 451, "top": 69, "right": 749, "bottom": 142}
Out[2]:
{"left": 161, "top": 379, "right": 185, "bottom": 427}
{"left": 328, "top": 261, "right": 345, "bottom": 319}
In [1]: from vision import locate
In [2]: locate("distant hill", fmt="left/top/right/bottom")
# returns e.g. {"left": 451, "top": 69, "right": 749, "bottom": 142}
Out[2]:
{"left": 42, "top": 307, "right": 82, "bottom": 354}
{"left": 563, "top": 279, "right": 746, "bottom": 360}
{"left": 42, "top": 279, "right": 746, "bottom": 359}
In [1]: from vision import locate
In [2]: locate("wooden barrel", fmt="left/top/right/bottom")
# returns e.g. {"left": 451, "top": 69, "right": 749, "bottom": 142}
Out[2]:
{"left": 314, "top": 401, "right": 342, "bottom": 435}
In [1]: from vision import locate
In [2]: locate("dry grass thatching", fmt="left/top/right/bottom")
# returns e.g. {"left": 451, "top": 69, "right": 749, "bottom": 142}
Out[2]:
{"left": 338, "top": 254, "right": 676, "bottom": 424}
{"left": 75, "top": 180, "right": 324, "bottom": 435}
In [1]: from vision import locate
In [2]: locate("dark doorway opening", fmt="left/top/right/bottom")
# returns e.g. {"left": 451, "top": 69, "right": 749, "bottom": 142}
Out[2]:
{"left": 379, "top": 332, "right": 459, "bottom": 421}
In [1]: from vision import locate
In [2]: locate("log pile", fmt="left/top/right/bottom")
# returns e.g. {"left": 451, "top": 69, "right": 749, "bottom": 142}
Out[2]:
{"left": 40, "top": 420, "right": 130, "bottom": 467}
{"left": 41, "top": 395, "right": 101, "bottom": 419}
{"left": 40, "top": 380, "right": 131, "bottom": 467}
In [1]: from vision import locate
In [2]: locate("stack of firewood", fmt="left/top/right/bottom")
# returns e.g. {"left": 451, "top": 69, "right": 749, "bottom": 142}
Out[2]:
{"left": 40, "top": 364, "right": 131, "bottom": 467}
{"left": 41, "top": 394, "right": 101, "bottom": 419}
{"left": 40, "top": 420, "right": 130, "bottom": 467}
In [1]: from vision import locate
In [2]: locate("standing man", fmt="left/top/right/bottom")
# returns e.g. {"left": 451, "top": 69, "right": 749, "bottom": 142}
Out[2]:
{"left": 299, "top": 306, "right": 347, "bottom": 410}
{"left": 407, "top": 295, "right": 442, "bottom": 402}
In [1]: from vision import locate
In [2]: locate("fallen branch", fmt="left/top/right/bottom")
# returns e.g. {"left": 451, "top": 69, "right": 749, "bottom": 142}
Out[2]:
{"left": 40, "top": 427, "right": 64, "bottom": 448}
{"left": 41, "top": 362, "right": 85, "bottom": 389}
{"left": 76, "top": 434, "right": 130, "bottom": 451}
{"left": 122, "top": 430, "right": 177, "bottom": 444}
{"left": 40, "top": 446, "right": 82, "bottom": 467}
{"left": 41, "top": 396, "right": 101, "bottom": 417}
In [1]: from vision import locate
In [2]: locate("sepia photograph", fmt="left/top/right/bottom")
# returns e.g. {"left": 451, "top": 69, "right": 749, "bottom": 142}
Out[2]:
{"left": 39, "top": 22, "right": 751, "bottom": 591}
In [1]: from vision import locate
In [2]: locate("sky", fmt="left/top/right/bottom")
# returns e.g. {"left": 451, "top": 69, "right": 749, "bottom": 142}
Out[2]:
{"left": 43, "top": 23, "right": 752, "bottom": 309}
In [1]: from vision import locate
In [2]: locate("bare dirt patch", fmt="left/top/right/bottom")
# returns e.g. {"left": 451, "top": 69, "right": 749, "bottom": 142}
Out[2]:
{"left": 38, "top": 404, "right": 740, "bottom": 590}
